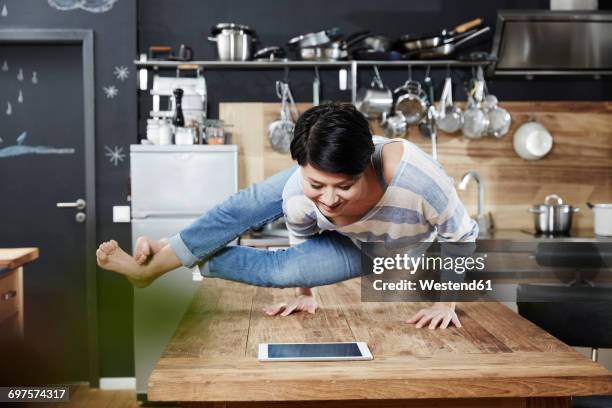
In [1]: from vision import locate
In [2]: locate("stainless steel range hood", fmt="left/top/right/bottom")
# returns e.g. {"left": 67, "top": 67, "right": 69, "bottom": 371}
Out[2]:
{"left": 491, "top": 10, "right": 612, "bottom": 76}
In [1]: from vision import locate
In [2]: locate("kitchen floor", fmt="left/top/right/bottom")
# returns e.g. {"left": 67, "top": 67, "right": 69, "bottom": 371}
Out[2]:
{"left": 19, "top": 384, "right": 176, "bottom": 408}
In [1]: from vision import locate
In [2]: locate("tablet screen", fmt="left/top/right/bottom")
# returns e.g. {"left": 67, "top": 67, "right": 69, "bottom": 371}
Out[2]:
{"left": 268, "top": 343, "right": 363, "bottom": 358}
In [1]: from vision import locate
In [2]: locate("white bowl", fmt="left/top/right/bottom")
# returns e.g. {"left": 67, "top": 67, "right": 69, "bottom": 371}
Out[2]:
{"left": 513, "top": 121, "right": 553, "bottom": 160}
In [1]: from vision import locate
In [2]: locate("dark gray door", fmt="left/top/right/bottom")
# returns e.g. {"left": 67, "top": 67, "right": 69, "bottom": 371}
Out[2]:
{"left": 0, "top": 43, "right": 89, "bottom": 382}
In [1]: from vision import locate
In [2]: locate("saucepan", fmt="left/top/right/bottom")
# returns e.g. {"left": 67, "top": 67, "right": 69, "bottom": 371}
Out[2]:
{"left": 407, "top": 26, "right": 491, "bottom": 59}
{"left": 528, "top": 194, "right": 580, "bottom": 235}
{"left": 399, "top": 18, "right": 483, "bottom": 51}
{"left": 355, "top": 67, "right": 393, "bottom": 118}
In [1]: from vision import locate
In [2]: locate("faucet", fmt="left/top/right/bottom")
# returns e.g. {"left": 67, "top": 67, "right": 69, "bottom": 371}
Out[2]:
{"left": 458, "top": 171, "right": 492, "bottom": 237}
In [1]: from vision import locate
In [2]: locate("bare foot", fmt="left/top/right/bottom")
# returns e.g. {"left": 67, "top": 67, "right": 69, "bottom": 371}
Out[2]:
{"left": 96, "top": 240, "right": 157, "bottom": 288}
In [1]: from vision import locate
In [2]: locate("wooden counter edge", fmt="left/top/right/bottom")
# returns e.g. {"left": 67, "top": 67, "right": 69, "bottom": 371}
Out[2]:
{"left": 147, "top": 373, "right": 612, "bottom": 402}
{"left": 0, "top": 248, "right": 39, "bottom": 270}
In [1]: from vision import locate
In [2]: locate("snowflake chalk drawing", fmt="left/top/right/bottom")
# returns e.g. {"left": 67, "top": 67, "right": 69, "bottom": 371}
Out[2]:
{"left": 113, "top": 66, "right": 129, "bottom": 81}
{"left": 104, "top": 145, "right": 125, "bottom": 166}
{"left": 103, "top": 85, "right": 118, "bottom": 99}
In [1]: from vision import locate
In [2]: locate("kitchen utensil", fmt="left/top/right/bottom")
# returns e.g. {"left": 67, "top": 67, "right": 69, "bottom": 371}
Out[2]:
{"left": 355, "top": 67, "right": 393, "bottom": 118}
{"left": 393, "top": 79, "right": 429, "bottom": 125}
{"left": 437, "top": 76, "right": 463, "bottom": 133}
{"left": 587, "top": 202, "right": 612, "bottom": 236}
{"left": 175, "top": 126, "right": 197, "bottom": 145}
{"left": 483, "top": 94, "right": 511, "bottom": 138}
{"left": 295, "top": 31, "right": 369, "bottom": 61}
{"left": 167, "top": 44, "right": 194, "bottom": 61}
{"left": 513, "top": 119, "right": 553, "bottom": 160}
{"left": 528, "top": 194, "right": 579, "bottom": 235}
{"left": 399, "top": 18, "right": 483, "bottom": 51}
{"left": 268, "top": 81, "right": 299, "bottom": 153}
{"left": 407, "top": 26, "right": 491, "bottom": 59}
{"left": 148, "top": 45, "right": 173, "bottom": 60}
{"left": 382, "top": 111, "right": 407, "bottom": 138}
{"left": 313, "top": 68, "right": 320, "bottom": 106}
{"left": 253, "top": 46, "right": 287, "bottom": 61}
{"left": 462, "top": 72, "right": 489, "bottom": 139}
{"left": 287, "top": 28, "right": 342, "bottom": 48}
{"left": 158, "top": 121, "right": 173, "bottom": 145}
{"left": 208, "top": 23, "right": 257, "bottom": 61}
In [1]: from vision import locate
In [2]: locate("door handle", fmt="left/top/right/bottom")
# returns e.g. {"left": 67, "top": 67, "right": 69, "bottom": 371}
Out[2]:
{"left": 56, "top": 198, "right": 86, "bottom": 210}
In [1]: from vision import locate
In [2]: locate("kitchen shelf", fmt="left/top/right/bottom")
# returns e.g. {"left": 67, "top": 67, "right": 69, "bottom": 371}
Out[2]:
{"left": 134, "top": 59, "right": 492, "bottom": 104}
{"left": 133, "top": 59, "right": 492, "bottom": 69}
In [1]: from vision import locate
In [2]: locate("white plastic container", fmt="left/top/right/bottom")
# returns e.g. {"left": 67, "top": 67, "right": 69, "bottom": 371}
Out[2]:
{"left": 592, "top": 204, "right": 612, "bottom": 236}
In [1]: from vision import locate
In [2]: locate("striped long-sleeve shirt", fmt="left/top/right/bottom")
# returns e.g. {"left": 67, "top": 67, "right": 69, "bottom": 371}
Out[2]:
{"left": 281, "top": 138, "right": 478, "bottom": 256}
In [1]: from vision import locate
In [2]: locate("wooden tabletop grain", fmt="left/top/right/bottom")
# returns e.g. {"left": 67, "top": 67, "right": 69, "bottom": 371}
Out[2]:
{"left": 148, "top": 278, "right": 612, "bottom": 407}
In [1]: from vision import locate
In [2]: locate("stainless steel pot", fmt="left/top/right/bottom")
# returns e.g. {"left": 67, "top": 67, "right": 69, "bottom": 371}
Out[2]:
{"left": 208, "top": 23, "right": 257, "bottom": 61}
{"left": 528, "top": 194, "right": 580, "bottom": 235}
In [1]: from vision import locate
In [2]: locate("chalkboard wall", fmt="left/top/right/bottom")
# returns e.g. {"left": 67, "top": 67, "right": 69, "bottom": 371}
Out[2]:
{"left": 1, "top": 0, "right": 137, "bottom": 379}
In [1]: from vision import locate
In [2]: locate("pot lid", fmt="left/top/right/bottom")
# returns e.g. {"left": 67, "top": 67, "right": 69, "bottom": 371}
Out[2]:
{"left": 211, "top": 23, "right": 255, "bottom": 36}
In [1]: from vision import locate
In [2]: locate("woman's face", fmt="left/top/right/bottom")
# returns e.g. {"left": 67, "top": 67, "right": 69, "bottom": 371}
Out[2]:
{"left": 301, "top": 164, "right": 368, "bottom": 218}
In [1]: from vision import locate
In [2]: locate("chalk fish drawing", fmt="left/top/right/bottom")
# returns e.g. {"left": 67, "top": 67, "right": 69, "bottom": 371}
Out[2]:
{"left": 48, "top": 0, "right": 119, "bottom": 13}
{"left": 0, "top": 132, "right": 76, "bottom": 158}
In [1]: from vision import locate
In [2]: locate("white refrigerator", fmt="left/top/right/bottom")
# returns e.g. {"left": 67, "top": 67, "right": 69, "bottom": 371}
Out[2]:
{"left": 130, "top": 144, "right": 238, "bottom": 401}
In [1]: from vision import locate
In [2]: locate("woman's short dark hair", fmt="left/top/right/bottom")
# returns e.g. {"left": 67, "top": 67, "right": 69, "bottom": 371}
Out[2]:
{"left": 290, "top": 102, "right": 374, "bottom": 175}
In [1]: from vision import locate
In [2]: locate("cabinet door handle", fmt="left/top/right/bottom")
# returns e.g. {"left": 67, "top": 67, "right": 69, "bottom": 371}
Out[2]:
{"left": 1, "top": 290, "right": 16, "bottom": 300}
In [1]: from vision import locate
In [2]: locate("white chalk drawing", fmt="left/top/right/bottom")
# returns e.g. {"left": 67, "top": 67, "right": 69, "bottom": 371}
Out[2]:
{"left": 104, "top": 145, "right": 125, "bottom": 166}
{"left": 16, "top": 132, "right": 26, "bottom": 145}
{"left": 1, "top": 4, "right": 7, "bottom": 17}
{"left": 103, "top": 85, "right": 118, "bottom": 98}
{"left": 17, "top": 68, "right": 23, "bottom": 81}
{"left": 32, "top": 71, "right": 38, "bottom": 84}
{"left": 6, "top": 102, "right": 12, "bottom": 116}
{"left": 1, "top": 61, "right": 8, "bottom": 71}
{"left": 48, "top": 0, "right": 119, "bottom": 13}
{"left": 17, "top": 90, "right": 23, "bottom": 104}
{"left": 113, "top": 65, "right": 129, "bottom": 81}
{"left": 0, "top": 137, "right": 3, "bottom": 144}
{"left": 0, "top": 131, "right": 76, "bottom": 158}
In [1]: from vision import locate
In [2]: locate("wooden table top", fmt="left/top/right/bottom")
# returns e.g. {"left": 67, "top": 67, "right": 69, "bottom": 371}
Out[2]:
{"left": 0, "top": 248, "right": 39, "bottom": 270}
{"left": 148, "top": 278, "right": 612, "bottom": 403}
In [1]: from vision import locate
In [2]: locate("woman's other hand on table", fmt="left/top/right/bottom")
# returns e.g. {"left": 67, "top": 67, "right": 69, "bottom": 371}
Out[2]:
{"left": 263, "top": 288, "right": 318, "bottom": 316}
{"left": 406, "top": 302, "right": 461, "bottom": 329}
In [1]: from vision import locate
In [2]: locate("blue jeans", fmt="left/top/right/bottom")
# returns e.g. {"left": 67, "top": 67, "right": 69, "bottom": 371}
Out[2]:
{"left": 168, "top": 166, "right": 364, "bottom": 288}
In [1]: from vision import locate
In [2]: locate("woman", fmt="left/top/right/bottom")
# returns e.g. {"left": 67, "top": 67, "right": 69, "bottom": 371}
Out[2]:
{"left": 97, "top": 102, "right": 477, "bottom": 329}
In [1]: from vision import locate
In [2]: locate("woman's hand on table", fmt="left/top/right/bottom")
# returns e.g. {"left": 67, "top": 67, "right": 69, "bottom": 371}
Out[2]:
{"left": 406, "top": 302, "right": 462, "bottom": 329}
{"left": 134, "top": 236, "right": 168, "bottom": 265}
{"left": 263, "top": 288, "right": 318, "bottom": 316}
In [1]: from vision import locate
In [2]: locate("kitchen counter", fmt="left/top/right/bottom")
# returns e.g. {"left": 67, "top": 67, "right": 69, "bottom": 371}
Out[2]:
{"left": 147, "top": 278, "right": 612, "bottom": 407}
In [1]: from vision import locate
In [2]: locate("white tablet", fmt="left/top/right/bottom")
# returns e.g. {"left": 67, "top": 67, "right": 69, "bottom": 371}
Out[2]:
{"left": 258, "top": 342, "right": 373, "bottom": 362}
